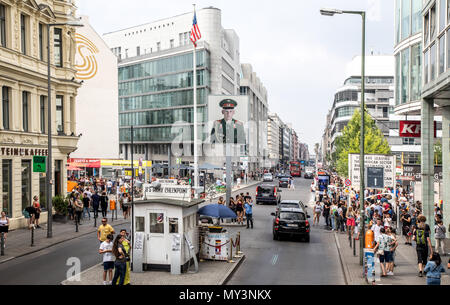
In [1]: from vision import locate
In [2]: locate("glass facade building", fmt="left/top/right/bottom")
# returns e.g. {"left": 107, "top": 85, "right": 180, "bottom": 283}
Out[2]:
{"left": 394, "top": 0, "right": 423, "bottom": 108}
{"left": 118, "top": 49, "right": 211, "bottom": 145}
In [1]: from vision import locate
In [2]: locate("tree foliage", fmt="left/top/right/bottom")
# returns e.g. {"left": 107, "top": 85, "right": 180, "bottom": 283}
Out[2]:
{"left": 335, "top": 109, "right": 391, "bottom": 177}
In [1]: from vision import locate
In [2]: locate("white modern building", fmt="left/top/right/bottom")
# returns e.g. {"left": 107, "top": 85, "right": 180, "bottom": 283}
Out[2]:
{"left": 70, "top": 15, "right": 119, "bottom": 160}
{"left": 328, "top": 55, "right": 418, "bottom": 164}
{"left": 103, "top": 7, "right": 243, "bottom": 170}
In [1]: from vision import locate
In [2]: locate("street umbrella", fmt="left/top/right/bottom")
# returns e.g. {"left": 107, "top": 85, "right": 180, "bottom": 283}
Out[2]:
{"left": 197, "top": 204, "right": 237, "bottom": 219}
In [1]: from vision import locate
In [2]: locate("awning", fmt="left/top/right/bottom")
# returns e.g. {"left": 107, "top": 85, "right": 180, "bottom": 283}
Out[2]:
{"left": 199, "top": 163, "right": 223, "bottom": 170}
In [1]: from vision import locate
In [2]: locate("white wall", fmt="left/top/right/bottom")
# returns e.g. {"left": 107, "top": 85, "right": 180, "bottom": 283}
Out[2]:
{"left": 71, "top": 16, "right": 119, "bottom": 159}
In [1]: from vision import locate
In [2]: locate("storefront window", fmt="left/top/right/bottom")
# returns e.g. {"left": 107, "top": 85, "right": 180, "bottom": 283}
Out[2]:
{"left": 150, "top": 213, "right": 164, "bottom": 233}
{"left": 431, "top": 43, "right": 437, "bottom": 81}
{"left": 411, "top": 44, "right": 422, "bottom": 101}
{"left": 439, "top": 35, "right": 445, "bottom": 74}
{"left": 169, "top": 218, "right": 179, "bottom": 233}
{"left": 412, "top": 0, "right": 422, "bottom": 34}
{"left": 401, "top": 0, "right": 411, "bottom": 40}
{"left": 2, "top": 160, "right": 12, "bottom": 217}
{"left": 21, "top": 160, "right": 31, "bottom": 211}
{"left": 39, "top": 173, "right": 46, "bottom": 211}
{"left": 401, "top": 48, "right": 410, "bottom": 103}
{"left": 55, "top": 160, "right": 62, "bottom": 196}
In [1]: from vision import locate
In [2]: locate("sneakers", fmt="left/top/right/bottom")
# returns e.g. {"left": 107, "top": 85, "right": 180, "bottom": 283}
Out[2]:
{"left": 418, "top": 271, "right": 423, "bottom": 277}
{"left": 103, "top": 281, "right": 108, "bottom": 285}
{"left": 387, "top": 271, "right": 394, "bottom": 276}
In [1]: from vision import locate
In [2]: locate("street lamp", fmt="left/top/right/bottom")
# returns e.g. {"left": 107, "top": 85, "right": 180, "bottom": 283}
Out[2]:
{"left": 320, "top": 8, "right": 366, "bottom": 266}
{"left": 46, "top": 19, "right": 83, "bottom": 238}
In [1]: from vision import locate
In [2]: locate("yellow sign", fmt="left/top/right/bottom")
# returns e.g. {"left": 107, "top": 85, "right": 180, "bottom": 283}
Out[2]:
{"left": 75, "top": 33, "right": 99, "bottom": 80}
{"left": 100, "top": 160, "right": 152, "bottom": 167}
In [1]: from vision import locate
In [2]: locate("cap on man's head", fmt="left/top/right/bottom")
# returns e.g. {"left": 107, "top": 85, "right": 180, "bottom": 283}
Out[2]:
{"left": 220, "top": 99, "right": 238, "bottom": 110}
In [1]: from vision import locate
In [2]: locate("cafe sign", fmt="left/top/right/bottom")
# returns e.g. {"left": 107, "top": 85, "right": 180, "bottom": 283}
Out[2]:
{"left": 0, "top": 147, "right": 48, "bottom": 157}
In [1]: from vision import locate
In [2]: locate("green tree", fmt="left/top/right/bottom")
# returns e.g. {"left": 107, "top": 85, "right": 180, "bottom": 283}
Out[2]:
{"left": 335, "top": 109, "right": 391, "bottom": 177}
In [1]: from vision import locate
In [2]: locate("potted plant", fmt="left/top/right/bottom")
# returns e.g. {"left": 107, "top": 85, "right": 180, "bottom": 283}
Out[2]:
{"left": 52, "top": 195, "right": 68, "bottom": 223}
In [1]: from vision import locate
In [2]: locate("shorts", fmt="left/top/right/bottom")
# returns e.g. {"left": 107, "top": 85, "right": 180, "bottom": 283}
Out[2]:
{"left": 347, "top": 218, "right": 355, "bottom": 227}
{"left": 0, "top": 226, "right": 9, "bottom": 233}
{"left": 416, "top": 246, "right": 429, "bottom": 265}
{"left": 103, "top": 261, "right": 114, "bottom": 271}
{"left": 383, "top": 251, "right": 393, "bottom": 263}
{"left": 122, "top": 206, "right": 129, "bottom": 212}
{"left": 34, "top": 212, "right": 40, "bottom": 220}
{"left": 236, "top": 207, "right": 243, "bottom": 212}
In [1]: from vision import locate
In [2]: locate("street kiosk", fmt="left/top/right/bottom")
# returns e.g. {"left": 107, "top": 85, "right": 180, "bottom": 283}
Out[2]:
{"left": 132, "top": 183, "right": 203, "bottom": 274}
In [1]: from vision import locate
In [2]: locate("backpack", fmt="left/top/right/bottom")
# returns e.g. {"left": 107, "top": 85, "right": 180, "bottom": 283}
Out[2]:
{"left": 415, "top": 228, "right": 426, "bottom": 246}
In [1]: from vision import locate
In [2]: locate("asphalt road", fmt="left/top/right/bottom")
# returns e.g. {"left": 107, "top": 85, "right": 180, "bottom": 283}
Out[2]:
{"left": 0, "top": 177, "right": 345, "bottom": 285}
{"left": 226, "top": 177, "right": 346, "bottom": 285}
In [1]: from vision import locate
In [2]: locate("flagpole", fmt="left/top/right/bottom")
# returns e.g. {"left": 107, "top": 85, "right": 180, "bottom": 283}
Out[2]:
{"left": 193, "top": 4, "right": 199, "bottom": 195}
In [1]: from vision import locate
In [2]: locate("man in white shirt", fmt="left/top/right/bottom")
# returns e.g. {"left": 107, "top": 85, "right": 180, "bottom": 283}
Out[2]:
{"left": 99, "top": 234, "right": 114, "bottom": 285}
{"left": 371, "top": 219, "right": 383, "bottom": 241}
{"left": 106, "top": 180, "right": 113, "bottom": 195}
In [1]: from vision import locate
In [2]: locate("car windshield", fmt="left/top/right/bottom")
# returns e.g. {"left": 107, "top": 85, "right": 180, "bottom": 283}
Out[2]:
{"left": 258, "top": 187, "right": 273, "bottom": 193}
{"left": 280, "top": 212, "right": 305, "bottom": 221}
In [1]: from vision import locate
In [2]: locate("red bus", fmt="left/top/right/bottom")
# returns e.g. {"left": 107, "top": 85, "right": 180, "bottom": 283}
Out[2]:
{"left": 289, "top": 161, "right": 301, "bottom": 177}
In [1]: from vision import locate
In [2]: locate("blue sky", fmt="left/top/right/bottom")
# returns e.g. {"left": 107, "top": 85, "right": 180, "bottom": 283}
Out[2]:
{"left": 77, "top": 0, "right": 394, "bottom": 154}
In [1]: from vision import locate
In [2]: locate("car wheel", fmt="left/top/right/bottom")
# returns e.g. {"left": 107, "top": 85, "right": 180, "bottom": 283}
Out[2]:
{"left": 256, "top": 201, "right": 260, "bottom": 205}
{"left": 304, "top": 235, "right": 310, "bottom": 243}
{"left": 273, "top": 233, "right": 278, "bottom": 240}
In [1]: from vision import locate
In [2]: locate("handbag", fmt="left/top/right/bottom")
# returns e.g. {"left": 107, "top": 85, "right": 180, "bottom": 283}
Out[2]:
{"left": 376, "top": 249, "right": 384, "bottom": 256}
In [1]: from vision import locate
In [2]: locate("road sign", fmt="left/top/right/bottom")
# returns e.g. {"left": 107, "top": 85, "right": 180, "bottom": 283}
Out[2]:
{"left": 33, "top": 156, "right": 47, "bottom": 173}
{"left": 345, "top": 179, "right": 351, "bottom": 187}
{"left": 366, "top": 167, "right": 384, "bottom": 188}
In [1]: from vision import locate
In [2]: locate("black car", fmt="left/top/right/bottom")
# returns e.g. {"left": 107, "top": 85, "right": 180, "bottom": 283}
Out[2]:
{"left": 255, "top": 184, "right": 281, "bottom": 205}
{"left": 271, "top": 207, "right": 310, "bottom": 242}
{"left": 279, "top": 177, "right": 290, "bottom": 188}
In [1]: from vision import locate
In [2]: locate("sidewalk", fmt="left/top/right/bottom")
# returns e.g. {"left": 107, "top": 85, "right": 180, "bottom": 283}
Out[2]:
{"left": 62, "top": 255, "right": 245, "bottom": 285}
{"left": 0, "top": 213, "right": 130, "bottom": 264}
{"left": 335, "top": 230, "right": 450, "bottom": 285}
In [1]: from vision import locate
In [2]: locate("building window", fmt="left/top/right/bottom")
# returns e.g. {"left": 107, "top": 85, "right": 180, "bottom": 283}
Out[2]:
{"left": 401, "top": 48, "right": 410, "bottom": 103}
{"left": 54, "top": 28, "right": 62, "bottom": 67}
{"left": 22, "top": 91, "right": 29, "bottom": 132}
{"left": 431, "top": 5, "right": 437, "bottom": 39}
{"left": 411, "top": 43, "right": 422, "bottom": 101}
{"left": 2, "top": 160, "right": 12, "bottom": 217}
{"left": 55, "top": 160, "right": 62, "bottom": 196}
{"left": 2, "top": 86, "right": 9, "bottom": 130}
{"left": 0, "top": 4, "right": 6, "bottom": 47}
{"left": 425, "top": 12, "right": 430, "bottom": 44}
{"left": 440, "top": 0, "right": 446, "bottom": 32}
{"left": 21, "top": 160, "right": 31, "bottom": 211}
{"left": 395, "top": 0, "right": 401, "bottom": 44}
{"left": 170, "top": 39, "right": 174, "bottom": 48}
{"left": 39, "top": 23, "right": 44, "bottom": 61}
{"left": 39, "top": 173, "right": 46, "bottom": 211}
{"left": 136, "top": 46, "right": 140, "bottom": 56}
{"left": 20, "top": 14, "right": 27, "bottom": 54}
{"left": 448, "top": 30, "right": 450, "bottom": 69}
{"left": 40, "top": 95, "right": 46, "bottom": 133}
{"left": 401, "top": 0, "right": 410, "bottom": 40}
{"left": 150, "top": 213, "right": 164, "bottom": 233}
{"left": 56, "top": 95, "right": 64, "bottom": 133}
{"left": 395, "top": 54, "right": 400, "bottom": 105}
{"left": 430, "top": 43, "right": 436, "bottom": 81}
{"left": 157, "top": 42, "right": 161, "bottom": 51}
{"left": 439, "top": 35, "right": 445, "bottom": 74}
{"left": 424, "top": 49, "right": 429, "bottom": 84}
{"left": 412, "top": 0, "right": 422, "bottom": 34}
{"left": 402, "top": 138, "right": 415, "bottom": 145}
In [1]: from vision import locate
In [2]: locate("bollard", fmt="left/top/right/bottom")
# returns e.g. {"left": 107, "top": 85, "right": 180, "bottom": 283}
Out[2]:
{"left": 94, "top": 215, "right": 97, "bottom": 228}
{"left": 353, "top": 238, "right": 356, "bottom": 256}
{"left": 115, "top": 209, "right": 117, "bottom": 220}
{"left": 75, "top": 215, "right": 79, "bottom": 233}
{"left": 237, "top": 232, "right": 243, "bottom": 255}
{"left": 228, "top": 237, "right": 235, "bottom": 263}
{"left": 1, "top": 232, "right": 4, "bottom": 256}
{"left": 30, "top": 226, "right": 34, "bottom": 247}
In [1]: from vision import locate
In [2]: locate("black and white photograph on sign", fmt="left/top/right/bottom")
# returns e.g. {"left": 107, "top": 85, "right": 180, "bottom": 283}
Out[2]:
{"left": 366, "top": 167, "right": 384, "bottom": 189}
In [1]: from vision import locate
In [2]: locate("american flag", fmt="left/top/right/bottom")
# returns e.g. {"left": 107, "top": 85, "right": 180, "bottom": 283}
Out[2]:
{"left": 190, "top": 11, "right": 201, "bottom": 47}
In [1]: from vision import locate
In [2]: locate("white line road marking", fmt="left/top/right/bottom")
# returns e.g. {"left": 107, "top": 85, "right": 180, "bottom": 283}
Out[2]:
{"left": 271, "top": 254, "right": 278, "bottom": 265}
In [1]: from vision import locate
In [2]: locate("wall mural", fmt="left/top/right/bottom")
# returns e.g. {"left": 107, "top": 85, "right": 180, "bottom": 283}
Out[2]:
{"left": 75, "top": 33, "right": 99, "bottom": 80}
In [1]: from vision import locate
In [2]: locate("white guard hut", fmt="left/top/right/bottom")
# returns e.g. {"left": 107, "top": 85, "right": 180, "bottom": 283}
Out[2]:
{"left": 132, "top": 183, "right": 203, "bottom": 273}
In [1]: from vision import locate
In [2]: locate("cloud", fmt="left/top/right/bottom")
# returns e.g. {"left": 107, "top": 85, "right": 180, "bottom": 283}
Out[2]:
{"left": 367, "top": 0, "right": 382, "bottom": 22}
